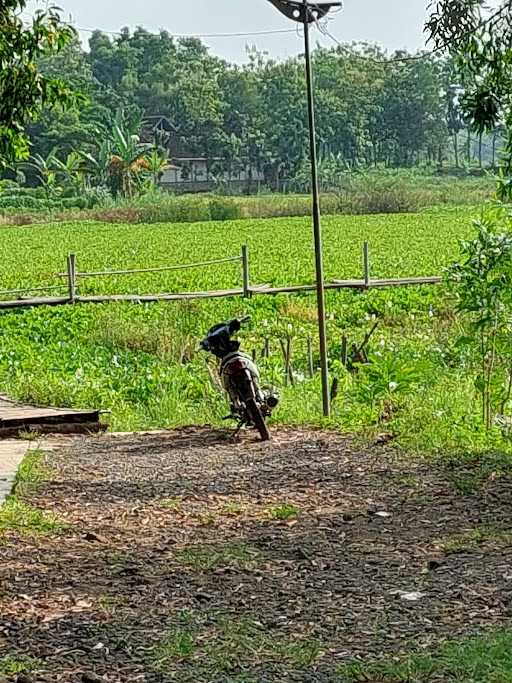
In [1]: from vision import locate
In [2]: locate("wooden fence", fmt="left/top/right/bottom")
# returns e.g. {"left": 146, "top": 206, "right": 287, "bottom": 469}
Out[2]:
{"left": 0, "top": 243, "right": 442, "bottom": 311}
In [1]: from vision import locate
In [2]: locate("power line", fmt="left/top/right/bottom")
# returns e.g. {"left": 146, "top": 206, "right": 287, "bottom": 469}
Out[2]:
{"left": 69, "top": 25, "right": 300, "bottom": 39}
{"left": 18, "top": 10, "right": 300, "bottom": 39}
{"left": 314, "top": 3, "right": 507, "bottom": 65}
{"left": 16, "top": 1, "right": 506, "bottom": 61}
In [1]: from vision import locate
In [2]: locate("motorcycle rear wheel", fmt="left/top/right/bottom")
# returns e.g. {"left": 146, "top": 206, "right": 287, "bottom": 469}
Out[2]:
{"left": 246, "top": 398, "right": 271, "bottom": 442}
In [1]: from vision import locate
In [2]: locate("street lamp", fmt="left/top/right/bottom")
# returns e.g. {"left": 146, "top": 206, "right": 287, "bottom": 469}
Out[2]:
{"left": 266, "top": 0, "right": 341, "bottom": 418}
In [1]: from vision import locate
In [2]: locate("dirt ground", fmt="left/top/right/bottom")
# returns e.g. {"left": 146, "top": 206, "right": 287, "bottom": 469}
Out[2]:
{"left": 1, "top": 427, "right": 512, "bottom": 682}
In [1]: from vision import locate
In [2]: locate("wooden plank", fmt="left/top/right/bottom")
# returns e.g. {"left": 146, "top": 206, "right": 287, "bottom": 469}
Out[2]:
{"left": 0, "top": 296, "right": 70, "bottom": 309}
{"left": 250, "top": 281, "right": 366, "bottom": 295}
{"left": 0, "top": 421, "right": 106, "bottom": 439}
{"left": 331, "top": 277, "right": 442, "bottom": 287}
{"left": 0, "top": 289, "right": 244, "bottom": 309}
{"left": 67, "top": 253, "right": 77, "bottom": 303}
{"left": 371, "top": 276, "right": 442, "bottom": 287}
{"left": 0, "top": 396, "right": 99, "bottom": 419}
{"left": 0, "top": 411, "right": 100, "bottom": 427}
{"left": 0, "top": 395, "right": 105, "bottom": 439}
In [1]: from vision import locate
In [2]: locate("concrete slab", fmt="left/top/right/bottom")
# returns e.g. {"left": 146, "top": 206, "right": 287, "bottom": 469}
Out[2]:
{"left": 0, "top": 440, "right": 30, "bottom": 504}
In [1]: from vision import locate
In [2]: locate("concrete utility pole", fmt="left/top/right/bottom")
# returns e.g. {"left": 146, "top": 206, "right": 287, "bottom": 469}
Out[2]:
{"left": 266, "top": 0, "right": 341, "bottom": 417}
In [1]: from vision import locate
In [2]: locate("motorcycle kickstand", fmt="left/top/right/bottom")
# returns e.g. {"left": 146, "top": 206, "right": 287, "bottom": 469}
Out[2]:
{"left": 231, "top": 421, "right": 244, "bottom": 441}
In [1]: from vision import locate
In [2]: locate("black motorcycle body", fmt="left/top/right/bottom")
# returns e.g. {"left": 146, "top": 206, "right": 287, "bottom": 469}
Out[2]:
{"left": 200, "top": 317, "right": 278, "bottom": 441}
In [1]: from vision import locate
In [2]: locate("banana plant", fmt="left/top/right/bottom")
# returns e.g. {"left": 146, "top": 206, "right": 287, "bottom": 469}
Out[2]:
{"left": 145, "top": 147, "right": 169, "bottom": 189}
{"left": 108, "top": 116, "right": 152, "bottom": 197}
{"left": 80, "top": 111, "right": 156, "bottom": 196}
{"left": 52, "top": 151, "right": 86, "bottom": 194}
{"left": 18, "top": 149, "right": 61, "bottom": 198}
{"left": 80, "top": 139, "right": 113, "bottom": 188}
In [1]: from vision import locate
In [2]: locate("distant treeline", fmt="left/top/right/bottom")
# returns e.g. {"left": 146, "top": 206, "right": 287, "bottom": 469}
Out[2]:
{"left": 29, "top": 29, "right": 501, "bottom": 185}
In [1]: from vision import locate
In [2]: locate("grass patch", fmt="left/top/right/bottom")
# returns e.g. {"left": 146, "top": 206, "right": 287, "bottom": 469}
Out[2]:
{"left": 0, "top": 448, "right": 63, "bottom": 536}
{"left": 336, "top": 629, "right": 512, "bottom": 682}
{"left": 0, "top": 655, "right": 41, "bottom": 675}
{"left": 17, "top": 428, "right": 42, "bottom": 441}
{"left": 159, "top": 496, "right": 184, "bottom": 511}
{"left": 435, "top": 527, "right": 512, "bottom": 554}
{"left": 441, "top": 450, "right": 512, "bottom": 494}
{"left": 0, "top": 173, "right": 495, "bottom": 227}
{"left": 104, "top": 550, "right": 130, "bottom": 566}
{"left": 14, "top": 448, "right": 49, "bottom": 495}
{"left": 154, "top": 628, "right": 196, "bottom": 663}
{"left": 222, "top": 501, "right": 246, "bottom": 516}
{"left": 175, "top": 543, "right": 259, "bottom": 572}
{"left": 98, "top": 594, "right": 129, "bottom": 615}
{"left": 279, "top": 640, "right": 323, "bottom": 667}
{"left": 266, "top": 503, "right": 299, "bottom": 521}
{"left": 0, "top": 497, "right": 65, "bottom": 535}
{"left": 152, "top": 613, "right": 323, "bottom": 675}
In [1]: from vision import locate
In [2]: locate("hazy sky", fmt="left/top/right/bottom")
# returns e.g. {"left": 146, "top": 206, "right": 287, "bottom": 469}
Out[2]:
{"left": 27, "top": 1, "right": 433, "bottom": 62}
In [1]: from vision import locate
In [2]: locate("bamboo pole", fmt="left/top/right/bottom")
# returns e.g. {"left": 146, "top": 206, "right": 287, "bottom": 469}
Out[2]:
{"left": 307, "top": 336, "right": 314, "bottom": 377}
{"left": 57, "top": 255, "right": 241, "bottom": 279}
{"left": 242, "top": 245, "right": 250, "bottom": 298}
{"left": 67, "top": 254, "right": 77, "bottom": 303}
{"left": 363, "top": 242, "right": 370, "bottom": 289}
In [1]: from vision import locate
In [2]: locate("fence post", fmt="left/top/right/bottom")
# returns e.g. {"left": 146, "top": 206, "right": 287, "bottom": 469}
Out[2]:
{"left": 241, "top": 245, "right": 250, "bottom": 298}
{"left": 307, "top": 336, "right": 314, "bottom": 377}
{"left": 363, "top": 242, "right": 370, "bottom": 289}
{"left": 67, "top": 254, "right": 76, "bottom": 303}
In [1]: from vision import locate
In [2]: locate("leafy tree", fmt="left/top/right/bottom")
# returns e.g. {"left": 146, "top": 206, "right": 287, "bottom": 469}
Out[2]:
{"left": 447, "top": 208, "right": 512, "bottom": 429}
{"left": 29, "top": 39, "right": 115, "bottom": 159}
{"left": 23, "top": 27, "right": 460, "bottom": 189}
{"left": 0, "top": 1, "right": 77, "bottom": 166}
{"left": 426, "top": 1, "right": 512, "bottom": 190}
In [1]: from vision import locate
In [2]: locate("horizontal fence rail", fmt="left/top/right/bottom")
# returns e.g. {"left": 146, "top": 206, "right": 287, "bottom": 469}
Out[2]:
{"left": 0, "top": 284, "right": 68, "bottom": 297}
{"left": 56, "top": 255, "right": 242, "bottom": 279}
{"left": 0, "top": 242, "right": 443, "bottom": 311}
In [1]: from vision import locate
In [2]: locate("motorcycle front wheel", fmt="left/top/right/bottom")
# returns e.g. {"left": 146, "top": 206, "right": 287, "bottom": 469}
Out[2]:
{"left": 246, "top": 398, "right": 271, "bottom": 442}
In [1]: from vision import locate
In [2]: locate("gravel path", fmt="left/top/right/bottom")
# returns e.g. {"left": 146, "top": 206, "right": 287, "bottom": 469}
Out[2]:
{"left": 1, "top": 427, "right": 511, "bottom": 682}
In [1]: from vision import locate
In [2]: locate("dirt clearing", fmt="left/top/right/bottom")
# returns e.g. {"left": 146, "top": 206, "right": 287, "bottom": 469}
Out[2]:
{"left": 1, "top": 428, "right": 511, "bottom": 682}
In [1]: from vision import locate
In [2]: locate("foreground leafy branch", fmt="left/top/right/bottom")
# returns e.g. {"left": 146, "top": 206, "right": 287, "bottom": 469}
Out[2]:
{"left": 0, "top": 0, "right": 78, "bottom": 167}
{"left": 447, "top": 206, "right": 512, "bottom": 429}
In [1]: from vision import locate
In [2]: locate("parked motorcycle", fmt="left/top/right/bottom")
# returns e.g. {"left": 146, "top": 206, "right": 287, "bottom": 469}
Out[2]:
{"left": 200, "top": 316, "right": 278, "bottom": 441}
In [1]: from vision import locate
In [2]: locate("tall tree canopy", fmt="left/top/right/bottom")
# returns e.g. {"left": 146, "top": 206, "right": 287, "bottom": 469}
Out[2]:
{"left": 13, "top": 25, "right": 501, "bottom": 188}
{"left": 0, "top": 1, "right": 76, "bottom": 167}
{"left": 426, "top": 0, "right": 512, "bottom": 193}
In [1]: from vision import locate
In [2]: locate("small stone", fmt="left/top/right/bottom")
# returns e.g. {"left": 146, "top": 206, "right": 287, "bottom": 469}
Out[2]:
{"left": 398, "top": 591, "right": 426, "bottom": 602}
{"left": 16, "top": 674, "right": 33, "bottom": 683}
{"left": 428, "top": 559, "right": 442, "bottom": 571}
{"left": 81, "top": 673, "right": 103, "bottom": 683}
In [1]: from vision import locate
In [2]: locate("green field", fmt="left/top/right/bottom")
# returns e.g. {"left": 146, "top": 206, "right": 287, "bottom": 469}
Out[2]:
{"left": 0, "top": 206, "right": 507, "bottom": 454}
{"left": 0, "top": 209, "right": 473, "bottom": 292}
